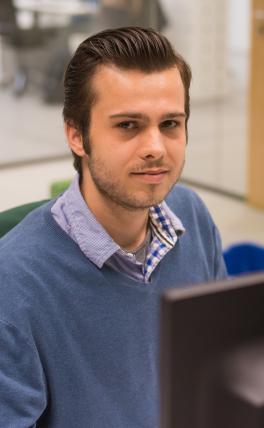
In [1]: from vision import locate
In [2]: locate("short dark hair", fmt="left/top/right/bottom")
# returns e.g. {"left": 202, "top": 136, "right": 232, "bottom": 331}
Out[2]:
{"left": 63, "top": 26, "right": 192, "bottom": 174}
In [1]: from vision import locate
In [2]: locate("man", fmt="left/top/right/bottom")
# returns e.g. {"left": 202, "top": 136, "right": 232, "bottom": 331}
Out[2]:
{"left": 0, "top": 27, "right": 227, "bottom": 427}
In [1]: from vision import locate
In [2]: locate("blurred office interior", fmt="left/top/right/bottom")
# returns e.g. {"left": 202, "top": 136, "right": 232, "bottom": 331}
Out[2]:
{"left": 0, "top": 0, "right": 263, "bottom": 248}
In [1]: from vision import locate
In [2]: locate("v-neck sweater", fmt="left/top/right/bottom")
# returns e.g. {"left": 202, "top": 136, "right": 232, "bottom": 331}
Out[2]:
{"left": 0, "top": 185, "right": 227, "bottom": 427}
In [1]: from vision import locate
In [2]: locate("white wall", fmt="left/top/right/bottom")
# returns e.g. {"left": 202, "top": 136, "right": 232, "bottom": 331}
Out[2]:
{"left": 227, "top": 0, "right": 251, "bottom": 54}
{"left": 0, "top": 159, "right": 74, "bottom": 211}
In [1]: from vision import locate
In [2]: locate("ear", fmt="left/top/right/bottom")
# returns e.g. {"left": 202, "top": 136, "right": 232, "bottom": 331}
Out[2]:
{"left": 65, "top": 123, "right": 86, "bottom": 157}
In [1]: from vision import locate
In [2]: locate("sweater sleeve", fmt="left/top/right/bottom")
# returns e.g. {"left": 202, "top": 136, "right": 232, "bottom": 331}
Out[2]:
{"left": 213, "top": 224, "right": 228, "bottom": 280}
{"left": 0, "top": 319, "right": 47, "bottom": 427}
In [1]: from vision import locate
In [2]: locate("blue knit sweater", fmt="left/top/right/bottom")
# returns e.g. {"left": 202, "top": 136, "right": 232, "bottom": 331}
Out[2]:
{"left": 0, "top": 185, "right": 226, "bottom": 427}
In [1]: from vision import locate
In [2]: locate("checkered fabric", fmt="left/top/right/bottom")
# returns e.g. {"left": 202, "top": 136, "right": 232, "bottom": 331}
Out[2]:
{"left": 144, "top": 204, "right": 183, "bottom": 282}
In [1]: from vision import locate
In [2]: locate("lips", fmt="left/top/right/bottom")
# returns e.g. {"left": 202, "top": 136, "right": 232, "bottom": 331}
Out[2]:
{"left": 131, "top": 169, "right": 169, "bottom": 175}
{"left": 130, "top": 169, "right": 169, "bottom": 184}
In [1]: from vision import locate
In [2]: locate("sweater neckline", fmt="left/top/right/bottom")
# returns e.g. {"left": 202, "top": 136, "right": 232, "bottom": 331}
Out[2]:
{"left": 42, "top": 200, "right": 163, "bottom": 292}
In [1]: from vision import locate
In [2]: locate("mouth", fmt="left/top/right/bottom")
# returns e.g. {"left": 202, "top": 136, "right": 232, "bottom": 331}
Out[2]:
{"left": 130, "top": 169, "right": 169, "bottom": 184}
{"left": 131, "top": 169, "right": 169, "bottom": 175}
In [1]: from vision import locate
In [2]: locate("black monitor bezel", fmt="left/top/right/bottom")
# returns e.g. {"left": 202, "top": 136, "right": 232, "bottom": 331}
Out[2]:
{"left": 160, "top": 272, "right": 264, "bottom": 428}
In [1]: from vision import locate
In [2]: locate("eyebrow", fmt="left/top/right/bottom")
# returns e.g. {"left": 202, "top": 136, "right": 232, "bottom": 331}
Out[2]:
{"left": 109, "top": 112, "right": 186, "bottom": 120}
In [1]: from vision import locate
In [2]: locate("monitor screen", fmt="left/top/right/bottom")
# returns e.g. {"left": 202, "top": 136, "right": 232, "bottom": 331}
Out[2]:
{"left": 160, "top": 272, "right": 264, "bottom": 428}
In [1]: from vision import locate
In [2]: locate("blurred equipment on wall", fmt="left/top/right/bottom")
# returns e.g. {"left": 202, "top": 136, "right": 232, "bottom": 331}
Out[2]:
{"left": 0, "top": 0, "right": 100, "bottom": 102}
{"left": 0, "top": 0, "right": 59, "bottom": 96}
{"left": 0, "top": 1, "right": 165, "bottom": 103}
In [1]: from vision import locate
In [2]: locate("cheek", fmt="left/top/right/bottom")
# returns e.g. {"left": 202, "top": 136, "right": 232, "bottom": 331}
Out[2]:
{"left": 107, "top": 144, "right": 136, "bottom": 166}
{"left": 168, "top": 140, "right": 186, "bottom": 159}
{"left": 94, "top": 147, "right": 133, "bottom": 173}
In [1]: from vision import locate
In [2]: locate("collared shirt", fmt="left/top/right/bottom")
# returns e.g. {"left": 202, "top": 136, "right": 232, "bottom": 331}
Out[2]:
{"left": 51, "top": 175, "right": 185, "bottom": 283}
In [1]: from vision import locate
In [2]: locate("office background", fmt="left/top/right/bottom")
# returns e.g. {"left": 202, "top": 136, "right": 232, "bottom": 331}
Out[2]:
{"left": 0, "top": 0, "right": 263, "bottom": 248}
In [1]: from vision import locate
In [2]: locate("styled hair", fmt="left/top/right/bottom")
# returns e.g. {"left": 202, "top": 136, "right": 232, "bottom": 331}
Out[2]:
{"left": 63, "top": 26, "right": 192, "bottom": 174}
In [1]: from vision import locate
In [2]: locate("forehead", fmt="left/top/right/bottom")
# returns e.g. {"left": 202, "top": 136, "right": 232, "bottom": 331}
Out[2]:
{"left": 90, "top": 65, "right": 185, "bottom": 114}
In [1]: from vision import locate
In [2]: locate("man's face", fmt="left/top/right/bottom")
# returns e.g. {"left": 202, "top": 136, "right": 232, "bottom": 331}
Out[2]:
{"left": 82, "top": 65, "right": 187, "bottom": 211}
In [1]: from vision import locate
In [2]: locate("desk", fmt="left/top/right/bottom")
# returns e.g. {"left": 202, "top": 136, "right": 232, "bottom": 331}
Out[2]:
{"left": 13, "top": 0, "right": 99, "bottom": 16}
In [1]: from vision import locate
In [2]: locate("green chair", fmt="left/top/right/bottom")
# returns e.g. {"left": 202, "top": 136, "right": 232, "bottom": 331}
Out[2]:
{"left": 0, "top": 179, "right": 71, "bottom": 238}
{"left": 0, "top": 199, "right": 48, "bottom": 238}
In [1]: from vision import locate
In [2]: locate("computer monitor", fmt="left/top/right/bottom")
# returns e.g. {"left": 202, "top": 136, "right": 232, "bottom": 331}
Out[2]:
{"left": 160, "top": 272, "right": 264, "bottom": 428}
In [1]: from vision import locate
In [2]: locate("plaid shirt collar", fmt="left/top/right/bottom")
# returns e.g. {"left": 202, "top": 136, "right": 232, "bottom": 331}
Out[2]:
{"left": 143, "top": 202, "right": 185, "bottom": 281}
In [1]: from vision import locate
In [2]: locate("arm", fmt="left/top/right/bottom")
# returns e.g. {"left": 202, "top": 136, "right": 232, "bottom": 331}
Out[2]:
{"left": 213, "top": 224, "right": 228, "bottom": 280}
{"left": 0, "top": 319, "right": 47, "bottom": 427}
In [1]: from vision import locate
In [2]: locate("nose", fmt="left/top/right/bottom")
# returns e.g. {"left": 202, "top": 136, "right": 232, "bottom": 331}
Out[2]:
{"left": 138, "top": 127, "right": 166, "bottom": 161}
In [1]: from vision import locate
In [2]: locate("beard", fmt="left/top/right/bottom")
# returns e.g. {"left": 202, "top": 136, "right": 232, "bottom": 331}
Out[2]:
{"left": 86, "top": 152, "right": 185, "bottom": 211}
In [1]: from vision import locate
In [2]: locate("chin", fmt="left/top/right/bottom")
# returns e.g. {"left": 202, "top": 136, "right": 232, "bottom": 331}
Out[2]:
{"left": 134, "top": 193, "right": 167, "bottom": 208}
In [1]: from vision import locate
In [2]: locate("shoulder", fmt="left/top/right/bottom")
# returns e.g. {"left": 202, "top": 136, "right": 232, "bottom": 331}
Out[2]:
{"left": 0, "top": 200, "right": 61, "bottom": 300}
{"left": 0, "top": 199, "right": 59, "bottom": 253}
{"left": 165, "top": 183, "right": 213, "bottom": 226}
{"left": 165, "top": 184, "right": 227, "bottom": 281}
{"left": 165, "top": 183, "right": 220, "bottom": 251}
{"left": 0, "top": 199, "right": 49, "bottom": 238}
{"left": 0, "top": 200, "right": 68, "bottom": 331}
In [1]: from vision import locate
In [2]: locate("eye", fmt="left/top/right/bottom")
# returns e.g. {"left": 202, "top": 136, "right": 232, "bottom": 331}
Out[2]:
{"left": 117, "top": 121, "right": 138, "bottom": 130}
{"left": 160, "top": 120, "right": 180, "bottom": 129}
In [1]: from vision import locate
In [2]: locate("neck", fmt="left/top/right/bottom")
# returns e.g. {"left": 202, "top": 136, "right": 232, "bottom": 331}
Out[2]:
{"left": 80, "top": 178, "right": 149, "bottom": 252}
